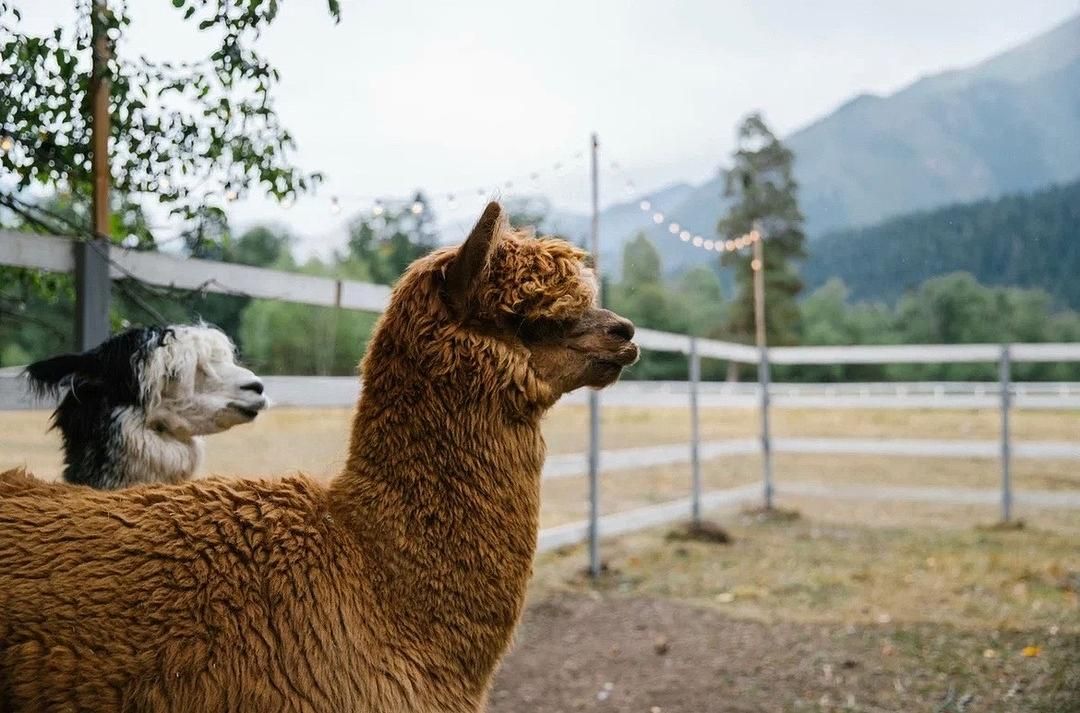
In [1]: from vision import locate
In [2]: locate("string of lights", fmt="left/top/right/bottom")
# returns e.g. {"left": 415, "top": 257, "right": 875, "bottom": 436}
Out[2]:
{"left": 605, "top": 155, "right": 760, "bottom": 255}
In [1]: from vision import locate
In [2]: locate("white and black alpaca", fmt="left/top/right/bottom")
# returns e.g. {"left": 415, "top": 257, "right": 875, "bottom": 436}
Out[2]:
{"left": 26, "top": 325, "right": 267, "bottom": 489}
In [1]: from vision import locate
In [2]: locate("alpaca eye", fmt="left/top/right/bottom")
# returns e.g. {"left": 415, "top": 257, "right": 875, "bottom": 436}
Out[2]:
{"left": 518, "top": 318, "right": 567, "bottom": 342}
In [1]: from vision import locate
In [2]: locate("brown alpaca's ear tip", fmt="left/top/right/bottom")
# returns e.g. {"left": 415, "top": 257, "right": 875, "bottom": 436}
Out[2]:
{"left": 477, "top": 201, "right": 504, "bottom": 233}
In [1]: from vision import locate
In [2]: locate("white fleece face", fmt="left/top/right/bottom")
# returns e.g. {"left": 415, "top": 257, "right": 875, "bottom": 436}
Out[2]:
{"left": 141, "top": 326, "right": 267, "bottom": 438}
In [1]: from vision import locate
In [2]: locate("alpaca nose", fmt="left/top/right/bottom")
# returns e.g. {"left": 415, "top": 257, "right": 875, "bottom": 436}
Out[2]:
{"left": 241, "top": 380, "right": 264, "bottom": 395}
{"left": 606, "top": 315, "right": 635, "bottom": 341}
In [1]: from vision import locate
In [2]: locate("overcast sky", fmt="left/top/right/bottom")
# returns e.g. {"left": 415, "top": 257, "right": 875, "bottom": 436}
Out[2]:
{"left": 20, "top": 0, "right": 1080, "bottom": 252}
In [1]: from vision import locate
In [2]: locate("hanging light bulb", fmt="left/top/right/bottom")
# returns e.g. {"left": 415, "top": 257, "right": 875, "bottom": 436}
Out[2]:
{"left": 679, "top": 230, "right": 691, "bottom": 241}
{"left": 703, "top": 240, "right": 714, "bottom": 250}
{"left": 692, "top": 236, "right": 704, "bottom": 247}
{"left": 668, "top": 222, "right": 680, "bottom": 234}
{"left": 410, "top": 200, "right": 424, "bottom": 215}
{"left": 0, "top": 135, "right": 13, "bottom": 153}
{"left": 652, "top": 212, "right": 664, "bottom": 224}
{"left": 725, "top": 240, "right": 736, "bottom": 251}
{"left": 372, "top": 200, "right": 384, "bottom": 217}
{"left": 224, "top": 189, "right": 238, "bottom": 202}
{"left": 639, "top": 200, "right": 651, "bottom": 212}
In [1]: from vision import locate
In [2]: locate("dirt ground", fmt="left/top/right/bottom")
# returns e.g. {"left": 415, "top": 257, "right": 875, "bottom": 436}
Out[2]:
{"left": 492, "top": 512, "right": 1080, "bottom": 713}
{"left": 490, "top": 592, "right": 1078, "bottom": 713}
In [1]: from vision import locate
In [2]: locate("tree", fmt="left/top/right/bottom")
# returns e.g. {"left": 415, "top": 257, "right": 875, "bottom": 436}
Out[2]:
{"left": 0, "top": 0, "right": 339, "bottom": 357}
{"left": 718, "top": 113, "right": 806, "bottom": 348}
{"left": 344, "top": 193, "right": 439, "bottom": 285}
{"left": 0, "top": 0, "right": 338, "bottom": 229}
{"left": 621, "top": 233, "right": 662, "bottom": 285}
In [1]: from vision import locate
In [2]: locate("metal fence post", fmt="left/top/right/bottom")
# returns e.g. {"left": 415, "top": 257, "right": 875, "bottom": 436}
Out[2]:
{"left": 587, "top": 390, "right": 601, "bottom": 576}
{"left": 759, "top": 347, "right": 774, "bottom": 509}
{"left": 689, "top": 337, "right": 701, "bottom": 524}
{"left": 999, "top": 344, "right": 1012, "bottom": 522}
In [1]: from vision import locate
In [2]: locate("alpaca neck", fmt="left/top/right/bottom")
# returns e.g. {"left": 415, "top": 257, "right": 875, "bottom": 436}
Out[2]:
{"left": 61, "top": 405, "right": 202, "bottom": 488}
{"left": 330, "top": 369, "right": 544, "bottom": 686}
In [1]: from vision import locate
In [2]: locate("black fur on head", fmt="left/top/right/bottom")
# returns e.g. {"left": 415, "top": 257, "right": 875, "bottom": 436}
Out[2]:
{"left": 26, "top": 326, "right": 171, "bottom": 409}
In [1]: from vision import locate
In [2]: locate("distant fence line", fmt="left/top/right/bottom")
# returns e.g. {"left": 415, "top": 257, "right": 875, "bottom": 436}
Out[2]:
{"left": 5, "top": 377, "right": 1080, "bottom": 411}
{"left": 4, "top": 231, "right": 1080, "bottom": 566}
{"left": 5, "top": 231, "right": 1080, "bottom": 366}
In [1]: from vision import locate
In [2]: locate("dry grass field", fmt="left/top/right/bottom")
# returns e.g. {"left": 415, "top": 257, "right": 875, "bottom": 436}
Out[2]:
{"left": 3, "top": 404, "right": 1076, "bottom": 529}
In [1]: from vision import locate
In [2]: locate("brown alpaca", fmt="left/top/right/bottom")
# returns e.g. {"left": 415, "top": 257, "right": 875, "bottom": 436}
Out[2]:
{"left": 0, "top": 202, "right": 638, "bottom": 713}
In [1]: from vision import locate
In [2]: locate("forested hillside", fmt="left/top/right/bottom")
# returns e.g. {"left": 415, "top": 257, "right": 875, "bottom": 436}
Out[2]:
{"left": 801, "top": 179, "right": 1080, "bottom": 309}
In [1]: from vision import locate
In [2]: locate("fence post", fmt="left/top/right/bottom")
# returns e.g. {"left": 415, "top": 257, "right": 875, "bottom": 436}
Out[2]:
{"left": 759, "top": 346, "right": 774, "bottom": 509}
{"left": 999, "top": 344, "right": 1012, "bottom": 522}
{"left": 587, "top": 390, "right": 601, "bottom": 576}
{"left": 74, "top": 240, "right": 110, "bottom": 351}
{"left": 689, "top": 337, "right": 701, "bottom": 524}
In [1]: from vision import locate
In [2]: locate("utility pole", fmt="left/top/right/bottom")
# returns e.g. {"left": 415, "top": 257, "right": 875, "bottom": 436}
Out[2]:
{"left": 76, "top": 0, "right": 112, "bottom": 350}
{"left": 752, "top": 224, "right": 774, "bottom": 509}
{"left": 587, "top": 132, "right": 602, "bottom": 577}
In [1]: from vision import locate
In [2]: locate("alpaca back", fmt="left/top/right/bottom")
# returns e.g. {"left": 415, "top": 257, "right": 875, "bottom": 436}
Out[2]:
{"left": 0, "top": 470, "right": 429, "bottom": 712}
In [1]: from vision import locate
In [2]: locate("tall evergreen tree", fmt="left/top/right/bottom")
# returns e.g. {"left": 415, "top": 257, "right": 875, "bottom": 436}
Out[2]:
{"left": 718, "top": 113, "right": 806, "bottom": 347}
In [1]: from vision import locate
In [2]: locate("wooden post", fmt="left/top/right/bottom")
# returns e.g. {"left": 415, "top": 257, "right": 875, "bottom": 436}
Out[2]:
{"left": 587, "top": 132, "right": 602, "bottom": 577}
{"left": 77, "top": 0, "right": 112, "bottom": 350}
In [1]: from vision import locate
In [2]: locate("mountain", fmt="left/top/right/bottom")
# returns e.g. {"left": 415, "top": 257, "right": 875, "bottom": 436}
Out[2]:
{"left": 554, "top": 14, "right": 1080, "bottom": 280}
{"left": 801, "top": 178, "right": 1080, "bottom": 309}
{"left": 787, "top": 13, "right": 1080, "bottom": 236}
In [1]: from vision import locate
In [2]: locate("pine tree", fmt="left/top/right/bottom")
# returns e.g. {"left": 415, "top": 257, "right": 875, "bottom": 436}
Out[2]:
{"left": 718, "top": 113, "right": 806, "bottom": 347}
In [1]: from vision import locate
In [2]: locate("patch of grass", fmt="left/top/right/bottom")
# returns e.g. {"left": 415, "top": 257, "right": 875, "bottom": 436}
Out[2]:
{"left": 665, "top": 519, "right": 733, "bottom": 544}
{"left": 532, "top": 517, "right": 1080, "bottom": 632}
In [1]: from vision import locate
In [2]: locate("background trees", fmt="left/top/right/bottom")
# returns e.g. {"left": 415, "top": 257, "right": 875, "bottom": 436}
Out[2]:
{"left": 718, "top": 113, "right": 806, "bottom": 348}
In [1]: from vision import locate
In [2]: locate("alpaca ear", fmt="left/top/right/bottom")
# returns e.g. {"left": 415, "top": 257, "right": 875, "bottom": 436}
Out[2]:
{"left": 443, "top": 201, "right": 503, "bottom": 317}
{"left": 24, "top": 353, "right": 100, "bottom": 398}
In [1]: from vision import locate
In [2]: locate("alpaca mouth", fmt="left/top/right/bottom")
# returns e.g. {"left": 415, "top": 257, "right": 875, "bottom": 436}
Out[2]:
{"left": 228, "top": 403, "right": 263, "bottom": 420}
{"left": 597, "top": 343, "right": 640, "bottom": 368}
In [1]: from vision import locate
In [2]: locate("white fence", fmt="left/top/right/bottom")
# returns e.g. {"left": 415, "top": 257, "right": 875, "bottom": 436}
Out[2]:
{"left": 4, "top": 232, "right": 1080, "bottom": 564}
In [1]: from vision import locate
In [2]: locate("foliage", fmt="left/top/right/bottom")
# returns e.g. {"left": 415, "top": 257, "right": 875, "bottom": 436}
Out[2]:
{"left": 344, "top": 193, "right": 438, "bottom": 285}
{"left": 0, "top": 0, "right": 338, "bottom": 227}
{"left": 718, "top": 113, "right": 806, "bottom": 347}
{"left": 238, "top": 262, "right": 377, "bottom": 377}
{"left": 608, "top": 234, "right": 727, "bottom": 380}
{"left": 789, "top": 274, "right": 1080, "bottom": 381}
{"left": 802, "top": 178, "right": 1080, "bottom": 310}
